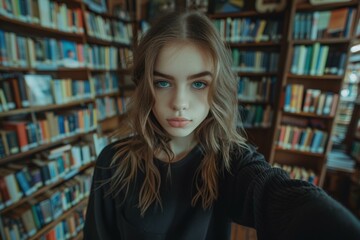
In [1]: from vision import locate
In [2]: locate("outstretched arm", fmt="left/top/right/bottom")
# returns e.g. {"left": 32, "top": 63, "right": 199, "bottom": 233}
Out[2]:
{"left": 225, "top": 146, "right": 360, "bottom": 240}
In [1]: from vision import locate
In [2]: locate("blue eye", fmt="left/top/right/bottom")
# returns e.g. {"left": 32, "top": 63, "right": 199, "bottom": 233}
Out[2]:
{"left": 192, "top": 81, "right": 207, "bottom": 89}
{"left": 154, "top": 81, "right": 170, "bottom": 88}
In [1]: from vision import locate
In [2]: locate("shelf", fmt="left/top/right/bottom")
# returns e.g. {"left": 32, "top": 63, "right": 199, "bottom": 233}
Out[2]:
{"left": 0, "top": 15, "right": 84, "bottom": 42}
{"left": 0, "top": 130, "right": 96, "bottom": 164}
{"left": 275, "top": 147, "right": 325, "bottom": 158}
{"left": 98, "top": 115, "right": 122, "bottom": 123}
{"left": 228, "top": 42, "right": 281, "bottom": 48}
{"left": 0, "top": 162, "right": 94, "bottom": 215}
{"left": 86, "top": 35, "right": 131, "bottom": 48}
{"left": 291, "top": 38, "right": 351, "bottom": 45}
{"left": 287, "top": 74, "right": 343, "bottom": 80}
{"left": 282, "top": 111, "right": 334, "bottom": 119}
{"left": 236, "top": 72, "right": 278, "bottom": 77}
{"left": 0, "top": 66, "right": 90, "bottom": 73}
{"left": 0, "top": 98, "right": 95, "bottom": 118}
{"left": 208, "top": 10, "right": 283, "bottom": 19}
{"left": 29, "top": 197, "right": 89, "bottom": 240}
{"left": 296, "top": 0, "right": 359, "bottom": 11}
{"left": 238, "top": 99, "right": 269, "bottom": 105}
{"left": 95, "top": 92, "right": 120, "bottom": 98}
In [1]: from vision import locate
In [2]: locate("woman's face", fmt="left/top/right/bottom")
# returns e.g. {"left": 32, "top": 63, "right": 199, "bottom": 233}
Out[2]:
{"left": 152, "top": 42, "right": 213, "bottom": 141}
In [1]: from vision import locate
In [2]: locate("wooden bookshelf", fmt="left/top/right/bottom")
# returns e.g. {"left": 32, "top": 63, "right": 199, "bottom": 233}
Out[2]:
{"left": 0, "top": 0, "right": 135, "bottom": 239}
{"left": 269, "top": 0, "right": 360, "bottom": 187}
{"left": 208, "top": 0, "right": 290, "bottom": 165}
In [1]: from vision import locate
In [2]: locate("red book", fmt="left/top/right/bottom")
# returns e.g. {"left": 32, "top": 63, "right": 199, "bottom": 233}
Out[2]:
{"left": 0, "top": 176, "right": 11, "bottom": 205}
{"left": 3, "top": 121, "right": 29, "bottom": 152}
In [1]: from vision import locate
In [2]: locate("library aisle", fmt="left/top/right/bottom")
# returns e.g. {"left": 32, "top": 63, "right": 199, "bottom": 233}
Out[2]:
{"left": 0, "top": 0, "right": 359, "bottom": 240}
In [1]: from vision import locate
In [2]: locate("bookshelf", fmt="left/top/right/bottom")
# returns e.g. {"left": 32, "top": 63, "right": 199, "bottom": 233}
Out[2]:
{"left": 207, "top": 6, "right": 290, "bottom": 162}
{"left": 269, "top": 0, "right": 360, "bottom": 188}
{"left": 347, "top": 20, "right": 360, "bottom": 215}
{"left": 0, "top": 0, "right": 134, "bottom": 239}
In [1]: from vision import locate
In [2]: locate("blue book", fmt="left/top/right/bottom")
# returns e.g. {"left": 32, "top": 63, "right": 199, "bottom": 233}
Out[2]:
{"left": 14, "top": 171, "right": 31, "bottom": 196}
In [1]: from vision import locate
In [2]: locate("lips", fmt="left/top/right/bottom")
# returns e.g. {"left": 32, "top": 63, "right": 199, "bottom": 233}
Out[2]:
{"left": 167, "top": 118, "right": 191, "bottom": 128}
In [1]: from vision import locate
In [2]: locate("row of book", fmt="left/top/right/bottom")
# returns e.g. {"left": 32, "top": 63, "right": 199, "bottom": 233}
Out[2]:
{"left": 212, "top": 18, "right": 281, "bottom": 43}
{"left": 284, "top": 85, "right": 339, "bottom": 116}
{"left": 291, "top": 44, "right": 347, "bottom": 76}
{"left": 0, "top": 73, "right": 123, "bottom": 111}
{"left": 0, "top": 105, "right": 97, "bottom": 156}
{"left": 85, "top": 11, "right": 132, "bottom": 44}
{"left": 39, "top": 208, "right": 85, "bottom": 240}
{"left": 0, "top": 169, "right": 92, "bottom": 239}
{"left": 96, "top": 96, "right": 129, "bottom": 121}
{"left": 272, "top": 163, "right": 319, "bottom": 186}
{"left": 276, "top": 125, "right": 328, "bottom": 154}
{"left": 0, "top": 133, "right": 108, "bottom": 210}
{"left": 237, "top": 76, "right": 276, "bottom": 102}
{"left": 231, "top": 50, "right": 279, "bottom": 73}
{"left": 0, "top": 29, "right": 122, "bottom": 70}
{"left": 292, "top": 8, "right": 356, "bottom": 40}
{"left": 0, "top": 0, "right": 84, "bottom": 34}
{"left": 238, "top": 105, "right": 273, "bottom": 128}
{"left": 0, "top": 145, "right": 94, "bottom": 209}
{"left": 92, "top": 72, "right": 120, "bottom": 96}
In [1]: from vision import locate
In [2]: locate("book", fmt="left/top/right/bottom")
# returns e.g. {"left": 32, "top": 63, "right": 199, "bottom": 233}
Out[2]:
{"left": 24, "top": 74, "right": 54, "bottom": 106}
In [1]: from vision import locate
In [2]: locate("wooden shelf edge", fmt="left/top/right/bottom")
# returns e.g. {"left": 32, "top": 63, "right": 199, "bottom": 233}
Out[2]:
{"left": 275, "top": 147, "right": 325, "bottom": 158}
{"left": 0, "top": 98, "right": 95, "bottom": 118}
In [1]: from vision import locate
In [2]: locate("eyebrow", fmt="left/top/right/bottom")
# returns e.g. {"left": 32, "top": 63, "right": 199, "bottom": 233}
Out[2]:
{"left": 153, "top": 70, "right": 213, "bottom": 80}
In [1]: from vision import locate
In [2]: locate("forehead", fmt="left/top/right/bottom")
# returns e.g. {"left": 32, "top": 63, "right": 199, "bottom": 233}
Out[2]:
{"left": 154, "top": 42, "right": 213, "bottom": 75}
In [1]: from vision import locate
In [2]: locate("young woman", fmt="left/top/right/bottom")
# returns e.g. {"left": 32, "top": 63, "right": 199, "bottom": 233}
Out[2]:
{"left": 83, "top": 11, "right": 360, "bottom": 240}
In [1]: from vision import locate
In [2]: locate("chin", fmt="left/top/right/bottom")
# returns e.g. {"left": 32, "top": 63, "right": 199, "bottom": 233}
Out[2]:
{"left": 166, "top": 129, "right": 195, "bottom": 138}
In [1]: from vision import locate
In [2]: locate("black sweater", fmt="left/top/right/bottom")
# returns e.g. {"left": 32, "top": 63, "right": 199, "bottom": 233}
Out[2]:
{"left": 83, "top": 141, "right": 360, "bottom": 240}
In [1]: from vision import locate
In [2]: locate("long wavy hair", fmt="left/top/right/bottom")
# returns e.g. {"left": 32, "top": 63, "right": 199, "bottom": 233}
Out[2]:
{"left": 109, "top": 11, "right": 248, "bottom": 216}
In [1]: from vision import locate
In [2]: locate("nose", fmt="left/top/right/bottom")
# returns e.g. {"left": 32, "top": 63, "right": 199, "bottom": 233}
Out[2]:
{"left": 172, "top": 87, "right": 189, "bottom": 111}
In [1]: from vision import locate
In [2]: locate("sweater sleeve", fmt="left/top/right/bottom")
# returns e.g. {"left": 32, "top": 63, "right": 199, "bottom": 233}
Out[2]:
{"left": 225, "top": 146, "right": 360, "bottom": 240}
{"left": 83, "top": 143, "right": 121, "bottom": 240}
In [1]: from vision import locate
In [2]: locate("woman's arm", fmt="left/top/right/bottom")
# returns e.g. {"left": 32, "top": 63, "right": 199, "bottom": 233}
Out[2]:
{"left": 83, "top": 143, "right": 121, "bottom": 240}
{"left": 225, "top": 146, "right": 360, "bottom": 240}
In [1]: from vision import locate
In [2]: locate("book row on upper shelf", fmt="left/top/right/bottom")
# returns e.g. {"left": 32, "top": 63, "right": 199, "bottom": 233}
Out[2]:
{"left": 0, "top": 95, "right": 127, "bottom": 158}
{"left": 237, "top": 76, "right": 276, "bottom": 103}
{"left": 84, "top": 10, "right": 133, "bottom": 45}
{"left": 0, "top": 0, "right": 84, "bottom": 34}
{"left": 212, "top": 17, "right": 282, "bottom": 43}
{"left": 284, "top": 84, "right": 339, "bottom": 117}
{"left": 292, "top": 7, "right": 356, "bottom": 40}
{"left": 0, "top": 29, "right": 133, "bottom": 70}
{"left": 0, "top": 73, "right": 127, "bottom": 112}
{"left": 0, "top": 168, "right": 92, "bottom": 240}
{"left": 0, "top": 0, "right": 132, "bottom": 30}
{"left": 272, "top": 163, "right": 319, "bottom": 186}
{"left": 231, "top": 50, "right": 279, "bottom": 73}
{"left": 291, "top": 43, "right": 347, "bottom": 76}
{"left": 1, "top": 104, "right": 97, "bottom": 155}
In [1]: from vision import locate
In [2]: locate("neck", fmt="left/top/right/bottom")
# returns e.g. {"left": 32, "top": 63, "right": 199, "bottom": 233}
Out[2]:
{"left": 156, "top": 133, "right": 197, "bottom": 163}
